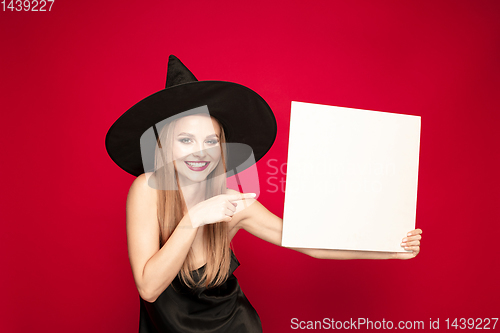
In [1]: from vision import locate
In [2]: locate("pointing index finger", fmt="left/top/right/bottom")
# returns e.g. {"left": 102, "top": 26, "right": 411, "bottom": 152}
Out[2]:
{"left": 227, "top": 193, "right": 257, "bottom": 202}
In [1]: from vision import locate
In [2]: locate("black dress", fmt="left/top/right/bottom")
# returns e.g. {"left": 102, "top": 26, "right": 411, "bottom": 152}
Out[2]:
{"left": 138, "top": 249, "right": 262, "bottom": 333}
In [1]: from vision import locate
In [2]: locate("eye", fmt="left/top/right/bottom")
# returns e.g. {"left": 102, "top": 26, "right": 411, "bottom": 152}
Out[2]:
{"left": 206, "top": 139, "right": 219, "bottom": 145}
{"left": 178, "top": 138, "right": 192, "bottom": 144}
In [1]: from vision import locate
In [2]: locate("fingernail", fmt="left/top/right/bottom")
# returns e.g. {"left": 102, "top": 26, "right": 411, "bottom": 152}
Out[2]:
{"left": 407, "top": 232, "right": 412, "bottom": 236}
{"left": 250, "top": 193, "right": 256, "bottom": 197}
{"left": 403, "top": 238, "right": 408, "bottom": 242}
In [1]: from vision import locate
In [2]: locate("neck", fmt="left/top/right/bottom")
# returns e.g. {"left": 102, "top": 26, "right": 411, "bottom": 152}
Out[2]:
{"left": 178, "top": 179, "right": 208, "bottom": 210}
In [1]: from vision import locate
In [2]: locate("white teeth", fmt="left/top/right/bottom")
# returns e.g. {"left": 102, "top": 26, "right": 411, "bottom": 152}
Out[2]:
{"left": 186, "top": 162, "right": 208, "bottom": 167}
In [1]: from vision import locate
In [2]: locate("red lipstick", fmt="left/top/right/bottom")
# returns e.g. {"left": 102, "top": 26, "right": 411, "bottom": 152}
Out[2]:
{"left": 184, "top": 161, "right": 210, "bottom": 171}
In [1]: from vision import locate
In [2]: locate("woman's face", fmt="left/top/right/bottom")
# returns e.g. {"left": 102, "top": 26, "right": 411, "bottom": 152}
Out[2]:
{"left": 172, "top": 114, "right": 222, "bottom": 185}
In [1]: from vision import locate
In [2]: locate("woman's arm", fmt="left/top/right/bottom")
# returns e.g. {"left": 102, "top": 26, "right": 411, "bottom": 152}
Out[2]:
{"left": 126, "top": 173, "right": 199, "bottom": 303}
{"left": 234, "top": 198, "right": 421, "bottom": 260}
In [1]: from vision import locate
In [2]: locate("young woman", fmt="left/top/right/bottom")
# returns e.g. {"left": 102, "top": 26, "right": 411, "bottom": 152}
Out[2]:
{"left": 106, "top": 56, "right": 422, "bottom": 333}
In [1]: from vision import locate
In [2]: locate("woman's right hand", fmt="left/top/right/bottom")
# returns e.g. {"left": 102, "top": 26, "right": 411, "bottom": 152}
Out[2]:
{"left": 188, "top": 193, "right": 256, "bottom": 228}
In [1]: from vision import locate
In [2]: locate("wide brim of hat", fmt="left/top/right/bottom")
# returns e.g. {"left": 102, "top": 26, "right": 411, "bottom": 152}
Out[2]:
{"left": 105, "top": 80, "right": 277, "bottom": 177}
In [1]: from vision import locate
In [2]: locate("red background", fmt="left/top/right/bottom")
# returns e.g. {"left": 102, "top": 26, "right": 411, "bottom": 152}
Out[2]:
{"left": 1, "top": 1, "right": 499, "bottom": 332}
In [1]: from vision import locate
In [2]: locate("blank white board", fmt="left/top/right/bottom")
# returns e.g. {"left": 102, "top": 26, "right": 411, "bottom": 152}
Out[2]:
{"left": 281, "top": 101, "right": 421, "bottom": 252}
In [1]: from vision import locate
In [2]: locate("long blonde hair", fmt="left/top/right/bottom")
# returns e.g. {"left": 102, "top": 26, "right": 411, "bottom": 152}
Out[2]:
{"left": 154, "top": 115, "right": 231, "bottom": 289}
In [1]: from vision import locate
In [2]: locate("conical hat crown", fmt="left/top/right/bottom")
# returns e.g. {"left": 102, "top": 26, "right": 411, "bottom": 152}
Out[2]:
{"left": 166, "top": 55, "right": 198, "bottom": 88}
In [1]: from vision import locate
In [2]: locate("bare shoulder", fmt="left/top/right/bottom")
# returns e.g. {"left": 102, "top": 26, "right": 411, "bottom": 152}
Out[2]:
{"left": 129, "top": 172, "right": 157, "bottom": 192}
{"left": 128, "top": 172, "right": 157, "bottom": 200}
{"left": 126, "top": 173, "right": 158, "bottom": 226}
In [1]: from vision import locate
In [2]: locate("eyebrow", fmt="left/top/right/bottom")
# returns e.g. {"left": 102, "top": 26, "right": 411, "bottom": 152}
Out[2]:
{"left": 177, "top": 132, "right": 219, "bottom": 138}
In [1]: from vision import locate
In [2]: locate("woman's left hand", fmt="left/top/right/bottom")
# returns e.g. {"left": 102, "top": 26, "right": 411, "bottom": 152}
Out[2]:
{"left": 395, "top": 228, "right": 422, "bottom": 260}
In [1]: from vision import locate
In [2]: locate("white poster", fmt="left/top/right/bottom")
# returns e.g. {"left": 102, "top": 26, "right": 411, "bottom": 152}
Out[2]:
{"left": 282, "top": 101, "right": 421, "bottom": 252}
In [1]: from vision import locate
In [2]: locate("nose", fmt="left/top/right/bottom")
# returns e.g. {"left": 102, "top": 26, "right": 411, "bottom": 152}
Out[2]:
{"left": 192, "top": 142, "right": 207, "bottom": 158}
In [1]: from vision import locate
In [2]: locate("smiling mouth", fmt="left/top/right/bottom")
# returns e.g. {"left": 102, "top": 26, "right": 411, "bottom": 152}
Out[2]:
{"left": 184, "top": 161, "right": 210, "bottom": 171}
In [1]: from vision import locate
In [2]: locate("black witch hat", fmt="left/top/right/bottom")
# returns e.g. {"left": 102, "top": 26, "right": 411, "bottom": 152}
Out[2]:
{"left": 105, "top": 55, "right": 277, "bottom": 177}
